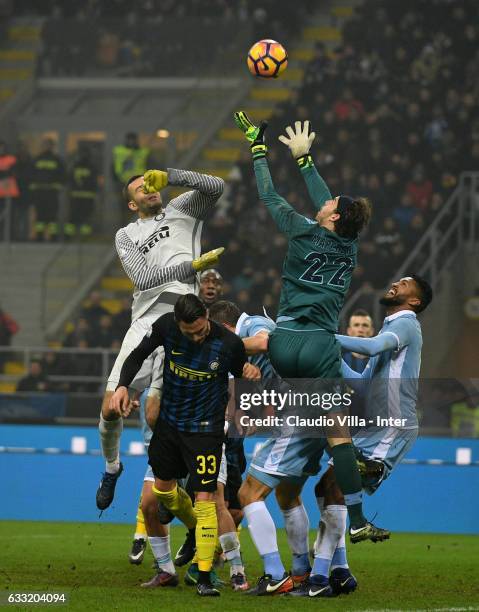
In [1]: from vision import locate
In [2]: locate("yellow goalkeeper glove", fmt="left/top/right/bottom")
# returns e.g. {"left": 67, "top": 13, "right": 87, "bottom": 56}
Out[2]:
{"left": 234, "top": 111, "right": 268, "bottom": 160}
{"left": 143, "top": 169, "right": 168, "bottom": 193}
{"left": 192, "top": 247, "right": 225, "bottom": 272}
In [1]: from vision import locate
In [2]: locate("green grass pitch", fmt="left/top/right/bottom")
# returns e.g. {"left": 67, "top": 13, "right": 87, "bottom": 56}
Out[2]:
{"left": 1, "top": 521, "right": 479, "bottom": 611}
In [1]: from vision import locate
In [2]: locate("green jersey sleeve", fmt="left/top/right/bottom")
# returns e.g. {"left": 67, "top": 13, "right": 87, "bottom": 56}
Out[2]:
{"left": 254, "top": 158, "right": 311, "bottom": 236}
{"left": 300, "top": 164, "right": 332, "bottom": 212}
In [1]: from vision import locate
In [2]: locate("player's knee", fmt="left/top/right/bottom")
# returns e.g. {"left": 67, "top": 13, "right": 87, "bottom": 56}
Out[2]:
{"left": 100, "top": 391, "right": 118, "bottom": 420}
{"left": 238, "top": 476, "right": 267, "bottom": 507}
{"left": 275, "top": 489, "right": 301, "bottom": 511}
{"left": 229, "top": 508, "right": 243, "bottom": 526}
{"left": 141, "top": 488, "right": 159, "bottom": 520}
{"left": 315, "top": 466, "right": 334, "bottom": 499}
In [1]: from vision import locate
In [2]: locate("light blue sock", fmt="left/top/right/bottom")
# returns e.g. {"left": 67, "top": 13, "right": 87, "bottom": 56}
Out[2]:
{"left": 331, "top": 546, "right": 348, "bottom": 569}
{"left": 262, "top": 551, "right": 285, "bottom": 580}
{"left": 311, "top": 556, "right": 330, "bottom": 579}
{"left": 292, "top": 552, "right": 311, "bottom": 576}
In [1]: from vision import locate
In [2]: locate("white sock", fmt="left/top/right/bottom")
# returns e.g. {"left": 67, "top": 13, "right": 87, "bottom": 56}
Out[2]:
{"left": 282, "top": 504, "right": 310, "bottom": 555}
{"left": 219, "top": 531, "right": 244, "bottom": 576}
{"left": 99, "top": 413, "right": 122, "bottom": 472}
{"left": 243, "top": 501, "right": 279, "bottom": 555}
{"left": 329, "top": 507, "right": 349, "bottom": 570}
{"left": 134, "top": 532, "right": 146, "bottom": 541}
{"left": 312, "top": 504, "right": 347, "bottom": 577}
{"left": 149, "top": 536, "right": 175, "bottom": 575}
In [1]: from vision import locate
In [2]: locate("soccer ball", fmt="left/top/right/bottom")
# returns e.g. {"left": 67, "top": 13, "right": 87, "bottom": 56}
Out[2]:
{"left": 247, "top": 39, "right": 288, "bottom": 78}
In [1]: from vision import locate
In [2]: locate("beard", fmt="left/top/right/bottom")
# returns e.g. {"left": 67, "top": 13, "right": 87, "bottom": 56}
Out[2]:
{"left": 379, "top": 294, "right": 405, "bottom": 307}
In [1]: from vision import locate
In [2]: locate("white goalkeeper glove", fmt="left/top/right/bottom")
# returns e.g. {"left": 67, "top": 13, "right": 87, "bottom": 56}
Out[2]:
{"left": 278, "top": 120, "right": 316, "bottom": 159}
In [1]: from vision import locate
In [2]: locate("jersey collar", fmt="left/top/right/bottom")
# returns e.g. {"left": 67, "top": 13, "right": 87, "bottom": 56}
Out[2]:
{"left": 384, "top": 309, "right": 417, "bottom": 323}
{"left": 235, "top": 312, "right": 249, "bottom": 335}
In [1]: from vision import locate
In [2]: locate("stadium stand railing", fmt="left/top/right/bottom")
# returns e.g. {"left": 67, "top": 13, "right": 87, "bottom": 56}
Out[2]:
{"left": 0, "top": 346, "right": 115, "bottom": 394}
{"left": 341, "top": 172, "right": 479, "bottom": 327}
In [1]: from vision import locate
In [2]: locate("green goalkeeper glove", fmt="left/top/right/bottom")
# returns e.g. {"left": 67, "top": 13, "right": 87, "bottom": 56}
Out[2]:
{"left": 143, "top": 169, "right": 168, "bottom": 193}
{"left": 278, "top": 121, "right": 316, "bottom": 168}
{"left": 234, "top": 111, "right": 268, "bottom": 160}
{"left": 192, "top": 247, "right": 225, "bottom": 272}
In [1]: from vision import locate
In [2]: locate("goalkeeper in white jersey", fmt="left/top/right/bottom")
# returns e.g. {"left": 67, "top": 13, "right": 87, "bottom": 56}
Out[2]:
{"left": 96, "top": 167, "right": 225, "bottom": 511}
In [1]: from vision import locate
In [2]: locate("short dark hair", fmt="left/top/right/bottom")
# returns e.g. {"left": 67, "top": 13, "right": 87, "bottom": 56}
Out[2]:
{"left": 122, "top": 174, "right": 142, "bottom": 203}
{"left": 349, "top": 308, "right": 373, "bottom": 321}
{"left": 350, "top": 309, "right": 372, "bottom": 319}
{"left": 410, "top": 274, "right": 433, "bottom": 313}
{"left": 209, "top": 300, "right": 241, "bottom": 326}
{"left": 174, "top": 294, "right": 207, "bottom": 323}
{"left": 335, "top": 197, "right": 372, "bottom": 239}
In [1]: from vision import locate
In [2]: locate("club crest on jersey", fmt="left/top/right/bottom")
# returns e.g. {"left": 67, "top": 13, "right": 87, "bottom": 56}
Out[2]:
{"left": 209, "top": 360, "right": 220, "bottom": 371}
{"left": 154, "top": 213, "right": 166, "bottom": 222}
{"left": 140, "top": 226, "right": 170, "bottom": 254}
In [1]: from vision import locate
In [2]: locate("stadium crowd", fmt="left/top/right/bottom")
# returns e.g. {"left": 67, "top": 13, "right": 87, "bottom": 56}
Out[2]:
{"left": 205, "top": 0, "right": 479, "bottom": 310}
{"left": 11, "top": 0, "right": 314, "bottom": 77}
{"left": 3, "top": 1, "right": 479, "bottom": 431}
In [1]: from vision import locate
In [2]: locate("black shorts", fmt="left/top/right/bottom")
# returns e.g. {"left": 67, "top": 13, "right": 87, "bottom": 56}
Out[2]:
{"left": 148, "top": 418, "right": 224, "bottom": 493}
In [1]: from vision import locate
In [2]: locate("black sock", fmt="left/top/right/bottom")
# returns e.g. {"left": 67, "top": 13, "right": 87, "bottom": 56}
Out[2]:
{"left": 198, "top": 570, "right": 210, "bottom": 585}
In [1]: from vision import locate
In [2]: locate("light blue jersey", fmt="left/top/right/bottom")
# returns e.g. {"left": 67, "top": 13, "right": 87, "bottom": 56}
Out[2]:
{"left": 337, "top": 310, "right": 422, "bottom": 429}
{"left": 335, "top": 310, "right": 423, "bottom": 493}
{"left": 235, "top": 312, "right": 277, "bottom": 379}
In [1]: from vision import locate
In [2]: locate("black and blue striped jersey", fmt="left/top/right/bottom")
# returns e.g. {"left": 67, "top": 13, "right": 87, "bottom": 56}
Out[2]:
{"left": 118, "top": 312, "right": 246, "bottom": 433}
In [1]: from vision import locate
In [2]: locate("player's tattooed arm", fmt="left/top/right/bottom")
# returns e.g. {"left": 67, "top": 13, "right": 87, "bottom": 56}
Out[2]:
{"left": 115, "top": 228, "right": 195, "bottom": 290}
{"left": 168, "top": 168, "right": 224, "bottom": 219}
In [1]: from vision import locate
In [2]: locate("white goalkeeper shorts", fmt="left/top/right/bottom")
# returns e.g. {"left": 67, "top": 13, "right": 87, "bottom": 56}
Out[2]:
{"left": 106, "top": 301, "right": 172, "bottom": 392}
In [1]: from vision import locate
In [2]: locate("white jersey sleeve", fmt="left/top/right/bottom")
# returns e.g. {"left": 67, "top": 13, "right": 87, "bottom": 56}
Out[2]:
{"left": 115, "top": 228, "right": 195, "bottom": 291}
{"left": 167, "top": 168, "right": 224, "bottom": 219}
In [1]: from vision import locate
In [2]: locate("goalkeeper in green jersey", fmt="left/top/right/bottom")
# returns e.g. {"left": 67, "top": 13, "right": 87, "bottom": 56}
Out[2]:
{"left": 235, "top": 112, "right": 388, "bottom": 547}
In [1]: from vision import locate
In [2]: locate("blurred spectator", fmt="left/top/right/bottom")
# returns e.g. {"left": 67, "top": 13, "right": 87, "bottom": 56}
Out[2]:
{"left": 112, "top": 132, "right": 150, "bottom": 188}
{"left": 29, "top": 138, "right": 66, "bottom": 241}
{"left": 406, "top": 166, "right": 433, "bottom": 211}
{"left": 112, "top": 297, "right": 132, "bottom": 339}
{"left": 68, "top": 339, "right": 100, "bottom": 393}
{"left": 0, "top": 305, "right": 18, "bottom": 371}
{"left": 41, "top": 350, "right": 68, "bottom": 392}
{"left": 12, "top": 141, "right": 33, "bottom": 241}
{"left": 93, "top": 314, "right": 115, "bottom": 348}
{"left": 80, "top": 291, "right": 109, "bottom": 334}
{"left": 0, "top": 140, "right": 20, "bottom": 240}
{"left": 17, "top": 360, "right": 49, "bottom": 392}
{"left": 63, "top": 317, "right": 92, "bottom": 347}
{"left": 67, "top": 143, "right": 100, "bottom": 239}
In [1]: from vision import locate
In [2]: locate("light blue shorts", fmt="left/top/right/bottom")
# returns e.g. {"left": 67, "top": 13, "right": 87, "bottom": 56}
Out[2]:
{"left": 249, "top": 435, "right": 327, "bottom": 489}
{"left": 353, "top": 426, "right": 418, "bottom": 493}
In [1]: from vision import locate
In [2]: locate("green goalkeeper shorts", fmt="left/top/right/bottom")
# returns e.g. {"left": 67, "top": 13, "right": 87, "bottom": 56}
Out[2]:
{"left": 269, "top": 320, "right": 342, "bottom": 379}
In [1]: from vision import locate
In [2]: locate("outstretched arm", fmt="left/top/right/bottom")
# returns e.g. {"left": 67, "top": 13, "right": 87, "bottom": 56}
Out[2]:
{"left": 278, "top": 121, "right": 332, "bottom": 212}
{"left": 335, "top": 332, "right": 399, "bottom": 356}
{"left": 234, "top": 111, "right": 311, "bottom": 236}
{"left": 300, "top": 162, "right": 332, "bottom": 212}
{"left": 254, "top": 158, "right": 312, "bottom": 235}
